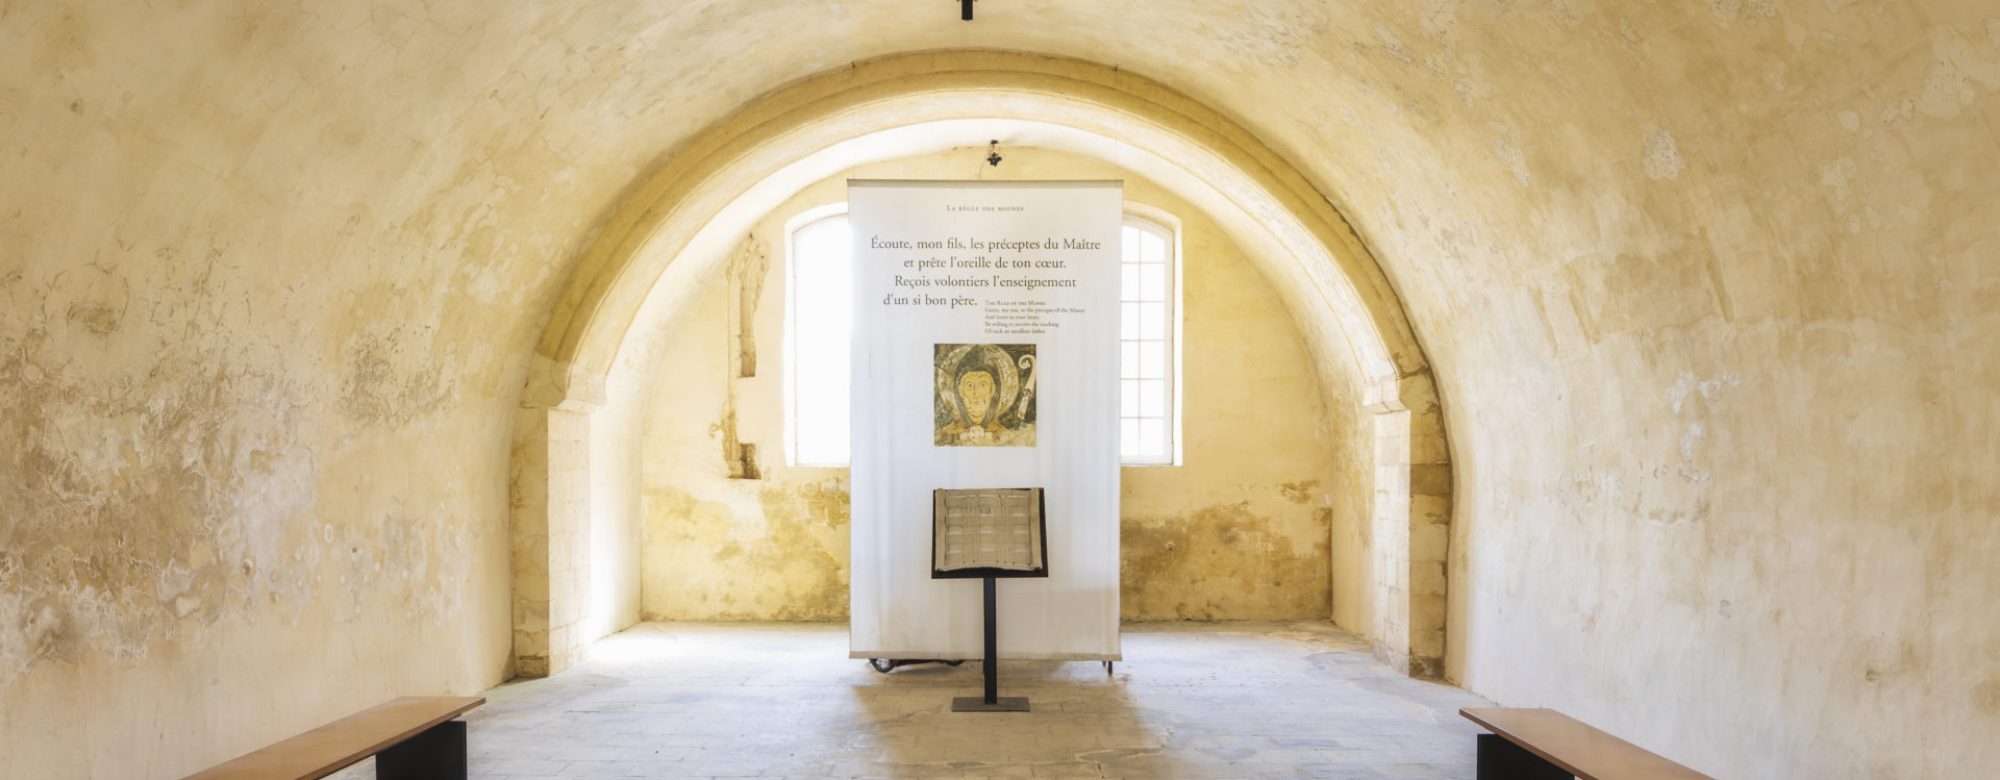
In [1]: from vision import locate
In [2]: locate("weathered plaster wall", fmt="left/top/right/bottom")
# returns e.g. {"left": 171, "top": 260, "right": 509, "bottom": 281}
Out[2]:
{"left": 4, "top": 1, "right": 1996, "bottom": 777}
{"left": 634, "top": 149, "right": 1343, "bottom": 623}
{"left": 0, "top": 2, "right": 582, "bottom": 775}
{"left": 635, "top": 263, "right": 856, "bottom": 622}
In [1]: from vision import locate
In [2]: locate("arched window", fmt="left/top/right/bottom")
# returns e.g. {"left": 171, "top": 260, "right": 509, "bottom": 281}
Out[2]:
{"left": 1119, "top": 216, "right": 1180, "bottom": 465}
{"left": 785, "top": 210, "right": 853, "bottom": 467}
{"left": 784, "top": 208, "right": 1181, "bottom": 467}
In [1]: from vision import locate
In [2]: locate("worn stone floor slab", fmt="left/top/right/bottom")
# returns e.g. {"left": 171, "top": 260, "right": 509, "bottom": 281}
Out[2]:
{"left": 337, "top": 621, "right": 1489, "bottom": 779}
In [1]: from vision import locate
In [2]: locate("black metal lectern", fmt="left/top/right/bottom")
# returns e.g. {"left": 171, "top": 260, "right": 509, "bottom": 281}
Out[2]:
{"left": 931, "top": 488, "right": 1048, "bottom": 712}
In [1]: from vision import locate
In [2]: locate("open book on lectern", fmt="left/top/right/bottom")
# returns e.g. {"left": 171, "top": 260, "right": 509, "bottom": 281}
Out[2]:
{"left": 931, "top": 488, "right": 1049, "bottom": 578}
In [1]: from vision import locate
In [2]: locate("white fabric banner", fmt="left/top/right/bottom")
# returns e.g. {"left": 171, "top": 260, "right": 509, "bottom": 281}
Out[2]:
{"left": 848, "top": 180, "right": 1122, "bottom": 660}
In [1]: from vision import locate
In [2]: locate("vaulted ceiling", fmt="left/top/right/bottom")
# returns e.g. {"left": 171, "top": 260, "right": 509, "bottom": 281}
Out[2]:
{"left": 2, "top": 2, "right": 1995, "bottom": 777}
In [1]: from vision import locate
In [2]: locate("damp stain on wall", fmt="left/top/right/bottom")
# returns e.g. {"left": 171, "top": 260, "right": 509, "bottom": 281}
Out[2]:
{"left": 640, "top": 480, "right": 851, "bottom": 621}
{"left": 1120, "top": 501, "right": 1332, "bottom": 621}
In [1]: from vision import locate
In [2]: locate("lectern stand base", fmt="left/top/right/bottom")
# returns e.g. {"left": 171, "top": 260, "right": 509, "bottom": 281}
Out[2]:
{"left": 948, "top": 576, "right": 1034, "bottom": 713}
{"left": 952, "top": 696, "right": 1031, "bottom": 712}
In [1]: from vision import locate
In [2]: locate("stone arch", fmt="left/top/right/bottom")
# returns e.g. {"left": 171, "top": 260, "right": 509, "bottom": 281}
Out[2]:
{"left": 511, "top": 50, "right": 1451, "bottom": 679}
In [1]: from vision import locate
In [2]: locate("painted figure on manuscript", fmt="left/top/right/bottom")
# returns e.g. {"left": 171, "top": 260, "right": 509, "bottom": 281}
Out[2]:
{"left": 933, "top": 343, "right": 1037, "bottom": 447}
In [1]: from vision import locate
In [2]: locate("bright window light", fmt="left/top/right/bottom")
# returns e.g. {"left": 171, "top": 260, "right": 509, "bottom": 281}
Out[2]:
{"left": 1119, "top": 217, "right": 1179, "bottom": 466}
{"left": 787, "top": 214, "right": 853, "bottom": 466}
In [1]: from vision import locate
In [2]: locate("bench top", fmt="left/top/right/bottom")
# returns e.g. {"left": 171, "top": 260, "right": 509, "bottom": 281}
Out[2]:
{"left": 187, "top": 696, "right": 484, "bottom": 780}
{"left": 1461, "top": 708, "right": 1712, "bottom": 780}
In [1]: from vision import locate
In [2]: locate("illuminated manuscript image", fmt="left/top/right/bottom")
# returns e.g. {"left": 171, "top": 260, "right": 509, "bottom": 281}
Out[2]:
{"left": 933, "top": 488, "right": 1045, "bottom": 574}
{"left": 934, "top": 343, "right": 1037, "bottom": 447}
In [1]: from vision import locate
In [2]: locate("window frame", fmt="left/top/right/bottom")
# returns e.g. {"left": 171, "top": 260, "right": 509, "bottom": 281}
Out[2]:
{"left": 1117, "top": 209, "right": 1184, "bottom": 467}
{"left": 783, "top": 203, "right": 853, "bottom": 468}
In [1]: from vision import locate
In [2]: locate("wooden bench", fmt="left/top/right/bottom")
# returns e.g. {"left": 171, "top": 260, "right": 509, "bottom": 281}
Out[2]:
{"left": 186, "top": 696, "right": 484, "bottom": 780}
{"left": 1460, "top": 708, "right": 1712, "bottom": 780}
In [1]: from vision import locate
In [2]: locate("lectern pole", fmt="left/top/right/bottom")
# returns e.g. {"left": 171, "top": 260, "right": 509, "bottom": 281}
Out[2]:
{"left": 953, "top": 575, "right": 1029, "bottom": 712}
{"left": 982, "top": 575, "right": 998, "bottom": 703}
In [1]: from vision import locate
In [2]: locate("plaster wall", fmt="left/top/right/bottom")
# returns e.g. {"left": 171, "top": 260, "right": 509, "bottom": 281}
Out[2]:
{"left": 635, "top": 149, "right": 1346, "bottom": 624}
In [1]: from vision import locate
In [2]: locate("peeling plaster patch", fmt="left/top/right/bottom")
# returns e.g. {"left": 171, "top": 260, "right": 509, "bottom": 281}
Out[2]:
{"left": 1533, "top": 0, "right": 1585, "bottom": 32}
{"left": 1917, "top": 26, "right": 2000, "bottom": 119}
{"left": 1878, "top": 98, "right": 1917, "bottom": 128}
{"left": 1918, "top": 67, "right": 1976, "bottom": 118}
{"left": 1643, "top": 127, "right": 1685, "bottom": 181}
{"left": 340, "top": 511, "right": 469, "bottom": 624}
{"left": 1491, "top": 127, "right": 1531, "bottom": 186}
{"left": 1668, "top": 371, "right": 1742, "bottom": 416}
{"left": 1668, "top": 372, "right": 1740, "bottom": 464}
{"left": 1215, "top": 4, "right": 1326, "bottom": 69}
{"left": 1679, "top": 421, "right": 1705, "bottom": 460}
{"left": 1418, "top": 0, "right": 1461, "bottom": 42}
{"left": 339, "top": 327, "right": 455, "bottom": 427}
{"left": 1372, "top": 23, "right": 1414, "bottom": 65}
{"left": 0, "top": 325, "right": 316, "bottom": 691}
{"left": 44, "top": 265, "right": 129, "bottom": 336}
{"left": 314, "top": 508, "right": 475, "bottom": 627}
{"left": 1617, "top": 18, "right": 1643, "bottom": 52}
{"left": 1451, "top": 75, "right": 1495, "bottom": 106}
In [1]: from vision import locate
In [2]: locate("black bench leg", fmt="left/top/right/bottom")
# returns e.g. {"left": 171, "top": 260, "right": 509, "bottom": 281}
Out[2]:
{"left": 1477, "top": 733, "right": 1572, "bottom": 780}
{"left": 378, "top": 719, "right": 467, "bottom": 780}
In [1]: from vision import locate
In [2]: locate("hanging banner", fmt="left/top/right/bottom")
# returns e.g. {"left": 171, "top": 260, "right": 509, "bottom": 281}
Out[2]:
{"left": 849, "top": 180, "right": 1122, "bottom": 660}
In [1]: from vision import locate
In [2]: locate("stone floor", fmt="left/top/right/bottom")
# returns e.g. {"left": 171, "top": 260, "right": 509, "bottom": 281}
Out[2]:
{"left": 340, "top": 621, "right": 1490, "bottom": 779}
